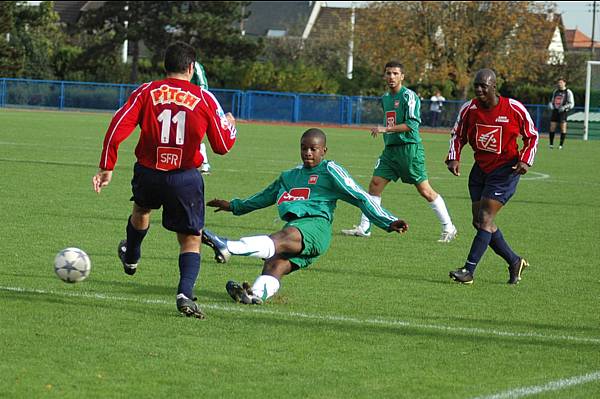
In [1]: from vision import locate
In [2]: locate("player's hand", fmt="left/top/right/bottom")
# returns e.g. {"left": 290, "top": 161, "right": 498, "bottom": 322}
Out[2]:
{"left": 512, "top": 161, "right": 529, "bottom": 175}
{"left": 92, "top": 169, "right": 113, "bottom": 193}
{"left": 370, "top": 126, "right": 385, "bottom": 137}
{"left": 389, "top": 219, "right": 409, "bottom": 234}
{"left": 446, "top": 160, "right": 460, "bottom": 176}
{"left": 207, "top": 198, "right": 232, "bottom": 212}
{"left": 225, "top": 112, "right": 236, "bottom": 128}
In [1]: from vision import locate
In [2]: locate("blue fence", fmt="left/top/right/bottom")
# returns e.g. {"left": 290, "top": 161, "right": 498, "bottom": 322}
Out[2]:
{"left": 0, "top": 77, "right": 595, "bottom": 136}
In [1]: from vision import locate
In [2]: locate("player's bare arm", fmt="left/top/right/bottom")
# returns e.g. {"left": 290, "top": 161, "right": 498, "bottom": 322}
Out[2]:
{"left": 370, "top": 123, "right": 411, "bottom": 137}
{"left": 512, "top": 161, "right": 529, "bottom": 175}
{"left": 92, "top": 169, "right": 113, "bottom": 193}
{"left": 207, "top": 198, "right": 232, "bottom": 212}
{"left": 446, "top": 160, "right": 460, "bottom": 176}
{"left": 389, "top": 219, "right": 409, "bottom": 233}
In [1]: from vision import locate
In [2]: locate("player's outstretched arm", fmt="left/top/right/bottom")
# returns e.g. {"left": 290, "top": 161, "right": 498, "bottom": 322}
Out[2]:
{"left": 92, "top": 169, "right": 113, "bottom": 193}
{"left": 207, "top": 198, "right": 232, "bottom": 212}
{"left": 388, "top": 219, "right": 409, "bottom": 234}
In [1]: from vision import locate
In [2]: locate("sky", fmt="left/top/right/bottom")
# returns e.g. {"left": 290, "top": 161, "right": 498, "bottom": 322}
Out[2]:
{"left": 555, "top": 1, "right": 599, "bottom": 39}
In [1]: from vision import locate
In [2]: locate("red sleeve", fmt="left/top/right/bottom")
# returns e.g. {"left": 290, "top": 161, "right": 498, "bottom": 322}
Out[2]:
{"left": 508, "top": 99, "right": 539, "bottom": 166}
{"left": 99, "top": 83, "right": 151, "bottom": 170}
{"left": 447, "top": 100, "right": 472, "bottom": 162}
{"left": 200, "top": 89, "right": 237, "bottom": 155}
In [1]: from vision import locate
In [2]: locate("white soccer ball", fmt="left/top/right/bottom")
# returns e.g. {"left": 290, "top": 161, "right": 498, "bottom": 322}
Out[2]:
{"left": 54, "top": 247, "right": 91, "bottom": 283}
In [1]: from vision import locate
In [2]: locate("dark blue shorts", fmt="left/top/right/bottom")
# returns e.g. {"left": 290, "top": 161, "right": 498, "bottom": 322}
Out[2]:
{"left": 130, "top": 163, "right": 205, "bottom": 235}
{"left": 468, "top": 159, "right": 521, "bottom": 205}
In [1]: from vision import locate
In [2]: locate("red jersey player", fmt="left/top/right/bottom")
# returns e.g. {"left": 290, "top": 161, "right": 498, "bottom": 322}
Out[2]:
{"left": 446, "top": 68, "right": 538, "bottom": 285}
{"left": 92, "top": 41, "right": 237, "bottom": 318}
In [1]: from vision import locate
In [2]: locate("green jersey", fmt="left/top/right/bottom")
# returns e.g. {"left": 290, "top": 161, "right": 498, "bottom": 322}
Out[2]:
{"left": 190, "top": 61, "right": 208, "bottom": 90}
{"left": 381, "top": 86, "right": 421, "bottom": 146}
{"left": 230, "top": 160, "right": 399, "bottom": 231}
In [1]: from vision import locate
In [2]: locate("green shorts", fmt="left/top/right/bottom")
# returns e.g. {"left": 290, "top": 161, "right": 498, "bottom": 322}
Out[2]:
{"left": 373, "top": 143, "right": 428, "bottom": 184}
{"left": 284, "top": 216, "right": 332, "bottom": 269}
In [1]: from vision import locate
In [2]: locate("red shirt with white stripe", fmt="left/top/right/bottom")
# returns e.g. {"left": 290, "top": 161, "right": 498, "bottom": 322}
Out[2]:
{"left": 447, "top": 96, "right": 538, "bottom": 173}
{"left": 99, "top": 78, "right": 236, "bottom": 171}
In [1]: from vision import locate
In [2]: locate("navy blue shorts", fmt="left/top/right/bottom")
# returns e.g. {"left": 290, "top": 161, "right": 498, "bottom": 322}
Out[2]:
{"left": 468, "top": 159, "right": 521, "bottom": 205}
{"left": 130, "top": 163, "right": 205, "bottom": 235}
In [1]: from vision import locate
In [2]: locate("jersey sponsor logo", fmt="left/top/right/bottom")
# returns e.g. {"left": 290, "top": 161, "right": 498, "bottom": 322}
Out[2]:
{"left": 308, "top": 175, "right": 319, "bottom": 184}
{"left": 386, "top": 111, "right": 396, "bottom": 128}
{"left": 151, "top": 85, "right": 200, "bottom": 110}
{"left": 156, "top": 147, "right": 182, "bottom": 171}
{"left": 277, "top": 188, "right": 310, "bottom": 205}
{"left": 495, "top": 116, "right": 509, "bottom": 123}
{"left": 475, "top": 124, "right": 502, "bottom": 154}
{"left": 394, "top": 100, "right": 400, "bottom": 108}
{"left": 553, "top": 93, "right": 564, "bottom": 108}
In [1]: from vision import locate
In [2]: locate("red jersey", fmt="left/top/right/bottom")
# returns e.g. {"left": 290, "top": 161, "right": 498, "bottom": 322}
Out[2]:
{"left": 447, "top": 96, "right": 538, "bottom": 173}
{"left": 99, "top": 78, "right": 236, "bottom": 171}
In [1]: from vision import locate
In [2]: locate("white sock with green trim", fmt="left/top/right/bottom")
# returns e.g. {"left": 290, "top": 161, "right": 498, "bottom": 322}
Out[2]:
{"left": 200, "top": 143, "right": 209, "bottom": 164}
{"left": 226, "top": 235, "right": 275, "bottom": 259}
{"left": 359, "top": 195, "right": 381, "bottom": 231}
{"left": 429, "top": 194, "right": 453, "bottom": 231}
{"left": 251, "top": 275, "right": 280, "bottom": 301}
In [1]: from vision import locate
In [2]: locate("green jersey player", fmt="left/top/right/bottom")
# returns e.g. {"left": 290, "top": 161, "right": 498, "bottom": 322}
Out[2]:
{"left": 191, "top": 61, "right": 211, "bottom": 174}
{"left": 202, "top": 128, "right": 408, "bottom": 304}
{"left": 341, "top": 60, "right": 457, "bottom": 242}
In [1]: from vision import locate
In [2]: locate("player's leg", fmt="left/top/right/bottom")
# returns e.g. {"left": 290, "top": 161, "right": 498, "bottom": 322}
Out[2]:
{"left": 227, "top": 217, "right": 331, "bottom": 304}
{"left": 559, "top": 117, "right": 567, "bottom": 149}
{"left": 414, "top": 180, "right": 457, "bottom": 242}
{"left": 549, "top": 118, "right": 558, "bottom": 148}
{"left": 343, "top": 149, "right": 395, "bottom": 237}
{"left": 119, "top": 164, "right": 158, "bottom": 274}
{"left": 199, "top": 143, "right": 210, "bottom": 174}
{"left": 163, "top": 167, "right": 206, "bottom": 317}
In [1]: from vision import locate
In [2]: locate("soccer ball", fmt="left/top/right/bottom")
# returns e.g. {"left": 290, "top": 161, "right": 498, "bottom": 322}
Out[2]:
{"left": 54, "top": 247, "right": 91, "bottom": 283}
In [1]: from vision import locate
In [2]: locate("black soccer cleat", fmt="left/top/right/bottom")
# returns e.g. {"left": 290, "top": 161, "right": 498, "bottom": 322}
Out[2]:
{"left": 118, "top": 239, "right": 138, "bottom": 276}
{"left": 508, "top": 258, "right": 529, "bottom": 284}
{"left": 225, "top": 280, "right": 263, "bottom": 305}
{"left": 449, "top": 268, "right": 474, "bottom": 284}
{"left": 176, "top": 295, "right": 205, "bottom": 319}
{"left": 201, "top": 229, "right": 231, "bottom": 263}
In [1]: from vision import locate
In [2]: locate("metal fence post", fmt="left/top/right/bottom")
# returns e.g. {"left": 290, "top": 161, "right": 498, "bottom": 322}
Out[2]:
{"left": 0, "top": 79, "right": 5, "bottom": 108}
{"left": 59, "top": 82, "right": 65, "bottom": 110}
{"left": 293, "top": 94, "right": 300, "bottom": 123}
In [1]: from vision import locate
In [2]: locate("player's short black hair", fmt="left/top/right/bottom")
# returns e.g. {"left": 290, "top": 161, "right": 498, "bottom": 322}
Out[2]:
{"left": 164, "top": 42, "right": 196, "bottom": 74}
{"left": 557, "top": 77, "right": 566, "bottom": 83}
{"left": 301, "top": 128, "right": 327, "bottom": 145}
{"left": 384, "top": 60, "right": 404, "bottom": 72}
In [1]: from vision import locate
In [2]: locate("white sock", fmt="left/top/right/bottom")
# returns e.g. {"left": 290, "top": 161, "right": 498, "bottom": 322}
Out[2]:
{"left": 429, "top": 194, "right": 453, "bottom": 230}
{"left": 200, "top": 143, "right": 209, "bottom": 164}
{"left": 251, "top": 275, "right": 280, "bottom": 301}
{"left": 359, "top": 195, "right": 381, "bottom": 231}
{"left": 226, "top": 235, "right": 276, "bottom": 259}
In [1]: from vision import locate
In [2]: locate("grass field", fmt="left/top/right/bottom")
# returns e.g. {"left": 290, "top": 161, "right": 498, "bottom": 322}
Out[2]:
{"left": 1, "top": 109, "right": 599, "bottom": 398}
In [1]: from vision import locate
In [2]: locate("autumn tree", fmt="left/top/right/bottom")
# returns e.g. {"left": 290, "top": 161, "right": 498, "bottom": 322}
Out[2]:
{"left": 355, "top": 1, "right": 556, "bottom": 99}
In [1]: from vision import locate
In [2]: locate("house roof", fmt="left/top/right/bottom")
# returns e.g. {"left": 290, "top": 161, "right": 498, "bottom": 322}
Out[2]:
{"left": 243, "top": 1, "right": 313, "bottom": 37}
{"left": 564, "top": 28, "right": 600, "bottom": 50}
{"left": 53, "top": 1, "right": 105, "bottom": 24}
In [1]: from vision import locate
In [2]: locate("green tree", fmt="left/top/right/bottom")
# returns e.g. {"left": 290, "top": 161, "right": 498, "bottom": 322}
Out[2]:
{"left": 0, "top": 2, "right": 24, "bottom": 77}
{"left": 356, "top": 1, "right": 555, "bottom": 99}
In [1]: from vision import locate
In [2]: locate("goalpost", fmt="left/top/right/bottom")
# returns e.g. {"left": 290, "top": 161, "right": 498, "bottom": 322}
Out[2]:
{"left": 583, "top": 60, "right": 600, "bottom": 141}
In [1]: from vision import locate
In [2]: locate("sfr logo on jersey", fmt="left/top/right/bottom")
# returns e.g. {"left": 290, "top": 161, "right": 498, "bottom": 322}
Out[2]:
{"left": 386, "top": 111, "right": 396, "bottom": 128}
{"left": 156, "top": 147, "right": 182, "bottom": 171}
{"left": 277, "top": 188, "right": 310, "bottom": 205}
{"left": 475, "top": 124, "right": 502, "bottom": 154}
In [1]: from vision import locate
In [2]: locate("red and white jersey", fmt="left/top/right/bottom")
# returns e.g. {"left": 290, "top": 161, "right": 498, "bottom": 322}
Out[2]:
{"left": 99, "top": 78, "right": 236, "bottom": 171}
{"left": 448, "top": 96, "right": 538, "bottom": 173}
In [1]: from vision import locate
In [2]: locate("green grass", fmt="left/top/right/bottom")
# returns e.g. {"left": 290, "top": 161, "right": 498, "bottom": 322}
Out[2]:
{"left": 1, "top": 109, "right": 599, "bottom": 398}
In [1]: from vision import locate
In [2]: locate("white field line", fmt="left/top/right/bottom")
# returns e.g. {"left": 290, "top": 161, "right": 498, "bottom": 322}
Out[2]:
{"left": 471, "top": 370, "right": 600, "bottom": 399}
{"left": 1, "top": 285, "right": 599, "bottom": 345}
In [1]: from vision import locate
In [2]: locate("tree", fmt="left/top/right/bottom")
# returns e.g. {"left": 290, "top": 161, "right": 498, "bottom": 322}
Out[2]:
{"left": 0, "top": 2, "right": 24, "bottom": 77}
{"left": 355, "top": 1, "right": 555, "bottom": 99}
{"left": 77, "top": 1, "right": 262, "bottom": 84}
